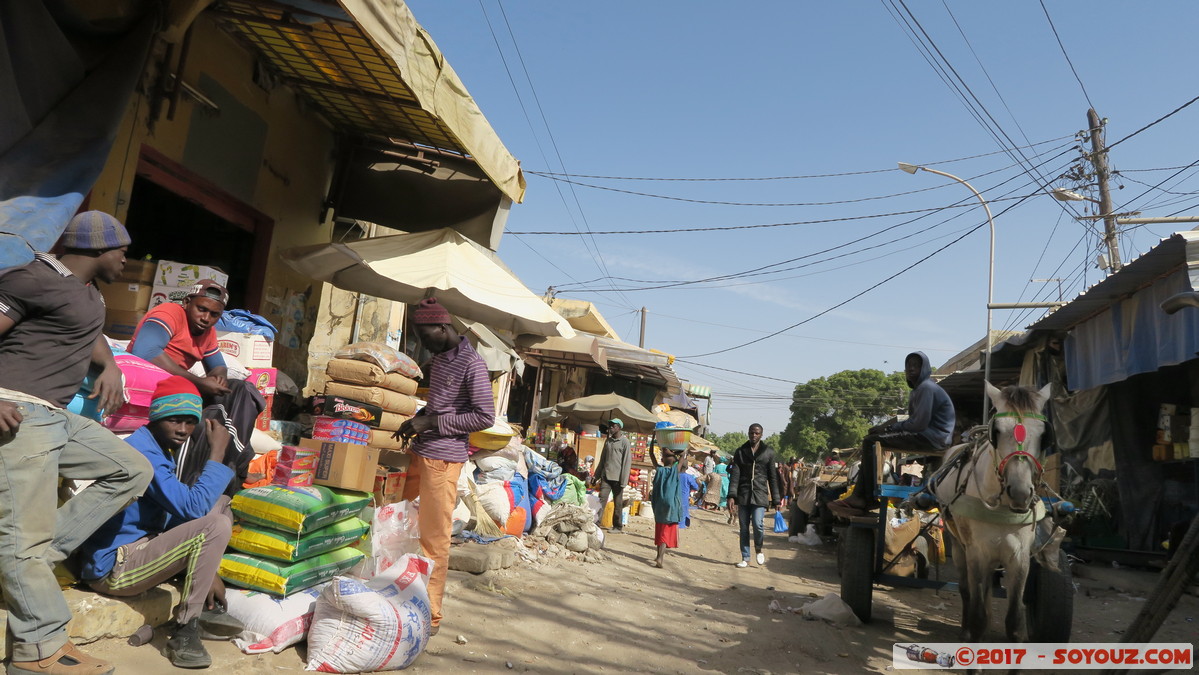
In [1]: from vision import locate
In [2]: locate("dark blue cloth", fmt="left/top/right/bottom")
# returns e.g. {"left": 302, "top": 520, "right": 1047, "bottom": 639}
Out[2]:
{"left": 890, "top": 351, "right": 955, "bottom": 449}
{"left": 651, "top": 465, "right": 682, "bottom": 525}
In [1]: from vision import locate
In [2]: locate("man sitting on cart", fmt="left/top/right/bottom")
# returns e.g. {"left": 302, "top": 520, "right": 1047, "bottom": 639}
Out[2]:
{"left": 829, "top": 352, "right": 955, "bottom": 516}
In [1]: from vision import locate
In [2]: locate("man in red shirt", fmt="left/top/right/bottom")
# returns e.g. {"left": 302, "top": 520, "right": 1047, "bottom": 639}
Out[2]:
{"left": 129, "top": 280, "right": 230, "bottom": 398}
{"left": 130, "top": 280, "right": 263, "bottom": 494}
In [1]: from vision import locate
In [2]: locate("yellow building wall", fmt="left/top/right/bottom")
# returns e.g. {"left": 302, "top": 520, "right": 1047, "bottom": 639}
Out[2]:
{"left": 88, "top": 15, "right": 342, "bottom": 389}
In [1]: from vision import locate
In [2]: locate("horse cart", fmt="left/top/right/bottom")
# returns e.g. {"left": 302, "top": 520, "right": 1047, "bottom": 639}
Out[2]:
{"left": 835, "top": 384, "right": 1076, "bottom": 643}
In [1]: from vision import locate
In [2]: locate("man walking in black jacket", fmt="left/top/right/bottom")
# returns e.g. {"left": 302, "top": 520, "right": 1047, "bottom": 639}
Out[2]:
{"left": 727, "top": 423, "right": 781, "bottom": 568}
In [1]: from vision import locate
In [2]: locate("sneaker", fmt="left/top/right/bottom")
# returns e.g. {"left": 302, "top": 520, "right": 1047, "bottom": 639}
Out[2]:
{"left": 756, "top": 552, "right": 766, "bottom": 565}
{"left": 735, "top": 560, "right": 748, "bottom": 568}
{"left": 198, "top": 603, "right": 244, "bottom": 641}
{"left": 8, "top": 642, "right": 113, "bottom": 675}
{"left": 165, "top": 618, "right": 211, "bottom": 669}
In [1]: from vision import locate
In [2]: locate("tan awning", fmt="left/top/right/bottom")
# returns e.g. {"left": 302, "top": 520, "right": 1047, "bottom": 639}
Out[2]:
{"left": 515, "top": 334, "right": 608, "bottom": 371}
{"left": 210, "top": 0, "right": 524, "bottom": 204}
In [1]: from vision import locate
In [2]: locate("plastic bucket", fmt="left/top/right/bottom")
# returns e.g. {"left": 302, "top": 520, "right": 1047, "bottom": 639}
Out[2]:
{"left": 639, "top": 502, "right": 653, "bottom": 518}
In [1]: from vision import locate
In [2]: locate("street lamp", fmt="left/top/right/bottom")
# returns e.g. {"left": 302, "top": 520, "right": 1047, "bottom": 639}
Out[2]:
{"left": 1051, "top": 187, "right": 1100, "bottom": 204}
{"left": 898, "top": 162, "right": 997, "bottom": 423}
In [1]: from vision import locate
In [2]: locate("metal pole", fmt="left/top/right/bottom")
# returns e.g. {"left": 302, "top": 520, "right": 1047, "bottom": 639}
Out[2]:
{"left": 916, "top": 166, "right": 997, "bottom": 423}
{"left": 639, "top": 307, "right": 647, "bottom": 348}
{"left": 1115, "top": 216, "right": 1199, "bottom": 225}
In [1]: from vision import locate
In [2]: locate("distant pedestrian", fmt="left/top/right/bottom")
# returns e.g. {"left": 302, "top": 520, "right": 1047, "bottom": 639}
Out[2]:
{"left": 594, "top": 418, "right": 632, "bottom": 533}
{"left": 649, "top": 445, "right": 689, "bottom": 568}
{"left": 727, "top": 423, "right": 782, "bottom": 568}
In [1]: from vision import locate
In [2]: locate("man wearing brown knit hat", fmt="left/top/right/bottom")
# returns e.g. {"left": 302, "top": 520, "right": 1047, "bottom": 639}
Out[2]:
{"left": 393, "top": 298, "right": 495, "bottom": 635}
{"left": 0, "top": 211, "right": 153, "bottom": 675}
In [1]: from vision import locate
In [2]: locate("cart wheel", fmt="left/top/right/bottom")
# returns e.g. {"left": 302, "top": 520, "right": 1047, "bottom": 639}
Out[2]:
{"left": 840, "top": 525, "right": 874, "bottom": 622}
{"left": 1023, "top": 549, "right": 1074, "bottom": 642}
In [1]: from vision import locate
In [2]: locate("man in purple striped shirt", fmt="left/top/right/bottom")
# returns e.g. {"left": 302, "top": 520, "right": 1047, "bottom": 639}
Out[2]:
{"left": 394, "top": 298, "right": 494, "bottom": 635}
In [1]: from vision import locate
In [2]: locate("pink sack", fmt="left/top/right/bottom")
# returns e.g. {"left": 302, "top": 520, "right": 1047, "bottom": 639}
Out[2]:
{"left": 102, "top": 354, "right": 172, "bottom": 432}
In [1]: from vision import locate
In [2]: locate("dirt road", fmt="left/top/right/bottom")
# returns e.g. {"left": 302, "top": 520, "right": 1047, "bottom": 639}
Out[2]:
{"left": 86, "top": 507, "right": 1196, "bottom": 673}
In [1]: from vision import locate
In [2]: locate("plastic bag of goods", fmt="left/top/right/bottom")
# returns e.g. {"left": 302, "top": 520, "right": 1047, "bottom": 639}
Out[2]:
{"left": 366, "top": 501, "right": 422, "bottom": 579}
{"left": 271, "top": 445, "right": 318, "bottom": 488}
{"left": 232, "top": 485, "right": 371, "bottom": 536}
{"left": 311, "top": 417, "right": 371, "bottom": 445}
{"left": 225, "top": 583, "right": 327, "bottom": 654}
{"left": 334, "top": 342, "right": 422, "bottom": 380}
{"left": 306, "top": 554, "right": 433, "bottom": 672}
{"left": 220, "top": 547, "right": 364, "bottom": 596}
{"left": 229, "top": 518, "right": 370, "bottom": 563}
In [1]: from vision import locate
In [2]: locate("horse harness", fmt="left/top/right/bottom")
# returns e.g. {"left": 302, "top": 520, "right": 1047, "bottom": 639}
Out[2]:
{"left": 923, "top": 412, "right": 1048, "bottom": 526}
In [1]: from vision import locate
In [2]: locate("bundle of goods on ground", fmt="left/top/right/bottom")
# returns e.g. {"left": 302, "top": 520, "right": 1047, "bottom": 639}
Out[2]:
{"left": 321, "top": 342, "right": 424, "bottom": 446}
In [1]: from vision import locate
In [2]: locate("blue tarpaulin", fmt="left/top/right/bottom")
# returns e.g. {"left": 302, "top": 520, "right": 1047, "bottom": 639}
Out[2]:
{"left": 0, "top": 3, "right": 153, "bottom": 269}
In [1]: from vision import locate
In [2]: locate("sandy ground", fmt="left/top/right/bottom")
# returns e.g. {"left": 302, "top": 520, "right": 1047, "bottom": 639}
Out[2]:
{"left": 84, "top": 507, "right": 1196, "bottom": 674}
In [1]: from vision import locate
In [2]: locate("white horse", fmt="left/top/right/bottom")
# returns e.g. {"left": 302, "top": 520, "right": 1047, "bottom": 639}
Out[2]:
{"left": 931, "top": 382, "right": 1052, "bottom": 641}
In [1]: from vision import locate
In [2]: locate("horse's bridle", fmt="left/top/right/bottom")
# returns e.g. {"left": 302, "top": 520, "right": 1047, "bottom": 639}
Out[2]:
{"left": 990, "top": 411, "right": 1046, "bottom": 483}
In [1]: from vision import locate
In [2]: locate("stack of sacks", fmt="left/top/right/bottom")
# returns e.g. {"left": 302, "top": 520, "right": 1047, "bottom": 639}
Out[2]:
{"left": 325, "top": 342, "right": 423, "bottom": 445}
{"left": 312, "top": 417, "right": 370, "bottom": 445}
{"left": 221, "top": 485, "right": 371, "bottom": 597}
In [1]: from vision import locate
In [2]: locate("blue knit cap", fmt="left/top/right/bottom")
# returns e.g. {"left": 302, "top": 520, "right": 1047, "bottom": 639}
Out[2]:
{"left": 60, "top": 211, "right": 131, "bottom": 251}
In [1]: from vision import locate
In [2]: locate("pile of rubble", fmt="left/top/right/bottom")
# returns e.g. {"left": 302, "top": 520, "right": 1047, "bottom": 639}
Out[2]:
{"left": 519, "top": 504, "right": 608, "bottom": 565}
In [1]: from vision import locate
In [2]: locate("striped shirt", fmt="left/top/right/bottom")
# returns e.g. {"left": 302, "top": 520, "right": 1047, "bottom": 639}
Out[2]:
{"left": 411, "top": 336, "right": 495, "bottom": 463}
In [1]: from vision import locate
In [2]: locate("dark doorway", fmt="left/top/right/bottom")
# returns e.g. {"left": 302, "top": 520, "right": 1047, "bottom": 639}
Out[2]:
{"left": 123, "top": 176, "right": 254, "bottom": 308}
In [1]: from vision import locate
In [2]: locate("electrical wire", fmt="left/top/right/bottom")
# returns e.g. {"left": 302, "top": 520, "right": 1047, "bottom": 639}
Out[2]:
{"left": 680, "top": 185, "right": 1045, "bottom": 359}
{"left": 1039, "top": 0, "right": 1094, "bottom": 109}
{"left": 1107, "top": 92, "right": 1199, "bottom": 151}
{"left": 555, "top": 148, "right": 1078, "bottom": 293}
{"left": 522, "top": 135, "right": 1075, "bottom": 181}
{"left": 478, "top": 0, "right": 636, "bottom": 311}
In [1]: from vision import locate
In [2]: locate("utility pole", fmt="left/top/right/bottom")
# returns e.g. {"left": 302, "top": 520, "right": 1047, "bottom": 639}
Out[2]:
{"left": 639, "top": 307, "right": 647, "bottom": 348}
{"left": 1087, "top": 108, "right": 1123, "bottom": 271}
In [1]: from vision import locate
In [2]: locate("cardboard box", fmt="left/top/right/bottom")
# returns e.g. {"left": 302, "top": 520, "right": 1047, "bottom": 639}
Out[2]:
{"left": 247, "top": 368, "right": 277, "bottom": 395}
{"left": 377, "top": 449, "right": 411, "bottom": 471}
{"left": 313, "top": 395, "right": 382, "bottom": 428}
{"left": 100, "top": 282, "right": 153, "bottom": 312}
{"left": 255, "top": 393, "right": 274, "bottom": 432}
{"left": 154, "top": 260, "right": 229, "bottom": 288}
{"left": 103, "top": 309, "right": 146, "bottom": 340}
{"left": 373, "top": 466, "right": 408, "bottom": 505}
{"left": 149, "top": 284, "right": 191, "bottom": 309}
{"left": 119, "top": 259, "right": 156, "bottom": 285}
{"left": 300, "top": 438, "right": 379, "bottom": 492}
{"left": 217, "top": 331, "right": 274, "bottom": 368}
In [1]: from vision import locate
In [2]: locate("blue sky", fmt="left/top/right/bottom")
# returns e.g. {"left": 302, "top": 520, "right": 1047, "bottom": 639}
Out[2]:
{"left": 409, "top": 1, "right": 1199, "bottom": 437}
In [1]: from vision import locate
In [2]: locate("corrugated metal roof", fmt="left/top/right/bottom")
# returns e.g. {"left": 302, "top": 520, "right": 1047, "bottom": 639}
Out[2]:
{"left": 209, "top": 0, "right": 525, "bottom": 202}
{"left": 1025, "top": 231, "right": 1199, "bottom": 331}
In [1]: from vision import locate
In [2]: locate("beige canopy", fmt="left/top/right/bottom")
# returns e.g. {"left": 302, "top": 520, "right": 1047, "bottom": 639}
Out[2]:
{"left": 281, "top": 228, "right": 575, "bottom": 338}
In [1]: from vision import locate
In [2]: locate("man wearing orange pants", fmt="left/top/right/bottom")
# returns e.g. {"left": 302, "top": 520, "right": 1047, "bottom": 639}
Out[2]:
{"left": 394, "top": 298, "right": 494, "bottom": 635}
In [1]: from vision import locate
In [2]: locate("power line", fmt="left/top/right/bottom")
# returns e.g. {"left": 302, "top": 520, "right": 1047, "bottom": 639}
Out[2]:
{"left": 479, "top": 1, "right": 636, "bottom": 310}
{"left": 522, "top": 136, "right": 1073, "bottom": 181}
{"left": 680, "top": 186, "right": 1043, "bottom": 359}
{"left": 555, "top": 147, "right": 1078, "bottom": 293}
{"left": 1107, "top": 92, "right": 1199, "bottom": 151}
{"left": 1039, "top": 0, "right": 1094, "bottom": 109}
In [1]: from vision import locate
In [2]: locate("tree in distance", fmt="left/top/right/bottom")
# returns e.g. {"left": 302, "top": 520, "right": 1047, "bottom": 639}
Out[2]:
{"left": 780, "top": 368, "right": 907, "bottom": 460}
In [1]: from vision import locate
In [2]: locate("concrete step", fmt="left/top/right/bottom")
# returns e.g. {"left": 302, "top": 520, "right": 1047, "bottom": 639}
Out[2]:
{"left": 0, "top": 584, "right": 180, "bottom": 661}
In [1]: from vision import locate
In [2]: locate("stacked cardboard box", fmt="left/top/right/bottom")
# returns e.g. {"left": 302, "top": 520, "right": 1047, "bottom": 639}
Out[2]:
{"left": 149, "top": 260, "right": 229, "bottom": 310}
{"left": 101, "top": 259, "right": 157, "bottom": 339}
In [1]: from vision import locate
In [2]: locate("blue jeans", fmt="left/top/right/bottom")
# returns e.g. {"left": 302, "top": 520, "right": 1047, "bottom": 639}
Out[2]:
{"left": 738, "top": 505, "right": 765, "bottom": 560}
{"left": 0, "top": 402, "right": 152, "bottom": 660}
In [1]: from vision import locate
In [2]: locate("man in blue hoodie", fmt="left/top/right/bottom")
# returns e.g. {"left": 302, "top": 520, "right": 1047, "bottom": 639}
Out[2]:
{"left": 80, "top": 376, "right": 241, "bottom": 669}
{"left": 830, "top": 352, "right": 955, "bottom": 515}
